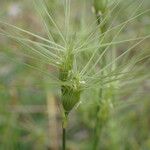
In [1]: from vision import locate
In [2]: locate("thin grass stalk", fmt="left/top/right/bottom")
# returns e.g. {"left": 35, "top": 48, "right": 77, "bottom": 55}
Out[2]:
{"left": 62, "top": 112, "right": 68, "bottom": 150}
{"left": 92, "top": 0, "right": 109, "bottom": 149}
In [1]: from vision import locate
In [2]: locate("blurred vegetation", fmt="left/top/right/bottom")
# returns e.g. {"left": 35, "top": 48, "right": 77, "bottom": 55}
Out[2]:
{"left": 0, "top": 0, "right": 150, "bottom": 150}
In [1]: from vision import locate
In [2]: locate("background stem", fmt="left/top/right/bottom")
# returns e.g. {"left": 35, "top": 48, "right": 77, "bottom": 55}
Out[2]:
{"left": 92, "top": 1, "right": 109, "bottom": 149}
{"left": 92, "top": 106, "right": 102, "bottom": 150}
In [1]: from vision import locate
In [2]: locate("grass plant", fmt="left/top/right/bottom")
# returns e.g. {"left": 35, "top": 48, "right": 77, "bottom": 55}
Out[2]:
{"left": 0, "top": 0, "right": 150, "bottom": 149}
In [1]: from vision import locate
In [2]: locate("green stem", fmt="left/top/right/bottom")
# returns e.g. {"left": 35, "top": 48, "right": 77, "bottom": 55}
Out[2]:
{"left": 62, "top": 112, "right": 68, "bottom": 150}
{"left": 92, "top": 1, "right": 108, "bottom": 149}
{"left": 92, "top": 106, "right": 101, "bottom": 150}
{"left": 92, "top": 87, "right": 103, "bottom": 150}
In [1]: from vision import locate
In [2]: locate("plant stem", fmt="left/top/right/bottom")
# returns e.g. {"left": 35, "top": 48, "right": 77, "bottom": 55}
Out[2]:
{"left": 92, "top": 1, "right": 108, "bottom": 149}
{"left": 92, "top": 32, "right": 106, "bottom": 149}
{"left": 92, "top": 87, "right": 104, "bottom": 150}
{"left": 92, "top": 106, "right": 102, "bottom": 150}
{"left": 62, "top": 112, "right": 68, "bottom": 150}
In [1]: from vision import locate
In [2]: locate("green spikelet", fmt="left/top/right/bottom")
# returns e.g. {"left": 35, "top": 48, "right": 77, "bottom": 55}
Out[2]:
{"left": 59, "top": 51, "right": 73, "bottom": 82}
{"left": 93, "top": 0, "right": 109, "bottom": 33}
{"left": 94, "top": 0, "right": 108, "bottom": 14}
{"left": 59, "top": 44, "right": 82, "bottom": 114}
{"left": 61, "top": 77, "right": 81, "bottom": 113}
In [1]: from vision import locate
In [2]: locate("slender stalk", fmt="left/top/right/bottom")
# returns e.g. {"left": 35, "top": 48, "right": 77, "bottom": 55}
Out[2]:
{"left": 92, "top": 88, "right": 104, "bottom": 150}
{"left": 92, "top": 0, "right": 109, "bottom": 149}
{"left": 62, "top": 112, "right": 68, "bottom": 150}
{"left": 92, "top": 106, "right": 102, "bottom": 150}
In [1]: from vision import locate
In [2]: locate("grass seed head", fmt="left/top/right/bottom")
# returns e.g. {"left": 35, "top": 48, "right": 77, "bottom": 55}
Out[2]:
{"left": 94, "top": 0, "right": 108, "bottom": 14}
{"left": 59, "top": 43, "right": 83, "bottom": 113}
{"left": 61, "top": 74, "right": 82, "bottom": 113}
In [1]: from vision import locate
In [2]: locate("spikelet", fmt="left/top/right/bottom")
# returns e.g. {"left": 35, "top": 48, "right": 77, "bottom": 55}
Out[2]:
{"left": 59, "top": 43, "right": 82, "bottom": 114}
{"left": 93, "top": 0, "right": 108, "bottom": 14}
{"left": 61, "top": 77, "right": 81, "bottom": 113}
